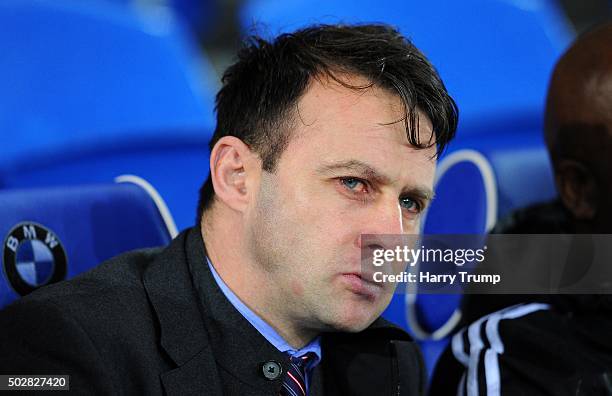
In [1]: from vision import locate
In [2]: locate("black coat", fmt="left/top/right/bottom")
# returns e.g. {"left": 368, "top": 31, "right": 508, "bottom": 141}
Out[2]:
{"left": 0, "top": 227, "right": 426, "bottom": 395}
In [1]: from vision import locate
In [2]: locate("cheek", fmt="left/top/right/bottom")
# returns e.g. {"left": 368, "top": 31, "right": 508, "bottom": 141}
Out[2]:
{"left": 290, "top": 280, "right": 304, "bottom": 297}
{"left": 278, "top": 173, "right": 360, "bottom": 249}
{"left": 403, "top": 217, "right": 422, "bottom": 234}
{"left": 323, "top": 208, "right": 365, "bottom": 253}
{"left": 291, "top": 182, "right": 346, "bottom": 231}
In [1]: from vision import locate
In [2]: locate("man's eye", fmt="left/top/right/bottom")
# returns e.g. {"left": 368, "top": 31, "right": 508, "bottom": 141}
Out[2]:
{"left": 400, "top": 197, "right": 421, "bottom": 213}
{"left": 340, "top": 177, "right": 367, "bottom": 192}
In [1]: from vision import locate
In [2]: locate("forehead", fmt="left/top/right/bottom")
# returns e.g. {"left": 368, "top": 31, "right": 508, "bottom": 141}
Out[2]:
{"left": 280, "top": 75, "right": 437, "bottom": 180}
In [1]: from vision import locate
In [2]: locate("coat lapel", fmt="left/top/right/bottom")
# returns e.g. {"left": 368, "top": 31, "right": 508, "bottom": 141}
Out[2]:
{"left": 143, "top": 229, "right": 219, "bottom": 395}
{"left": 143, "top": 228, "right": 287, "bottom": 395}
{"left": 160, "top": 346, "right": 222, "bottom": 396}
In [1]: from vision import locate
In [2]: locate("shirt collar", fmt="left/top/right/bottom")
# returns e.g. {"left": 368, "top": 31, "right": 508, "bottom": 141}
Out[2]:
{"left": 207, "top": 257, "right": 321, "bottom": 366}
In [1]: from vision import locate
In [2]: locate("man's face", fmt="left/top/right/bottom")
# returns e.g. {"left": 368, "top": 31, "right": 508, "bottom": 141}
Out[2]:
{"left": 246, "top": 76, "right": 437, "bottom": 333}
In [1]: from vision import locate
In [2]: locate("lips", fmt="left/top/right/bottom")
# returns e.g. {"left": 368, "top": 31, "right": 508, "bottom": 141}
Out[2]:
{"left": 340, "top": 272, "right": 382, "bottom": 299}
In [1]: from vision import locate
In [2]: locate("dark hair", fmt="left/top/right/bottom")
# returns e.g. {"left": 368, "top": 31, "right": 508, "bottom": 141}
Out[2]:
{"left": 197, "top": 23, "right": 458, "bottom": 222}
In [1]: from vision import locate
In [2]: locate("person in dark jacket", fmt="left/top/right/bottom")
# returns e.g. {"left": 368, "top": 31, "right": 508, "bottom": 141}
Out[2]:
{"left": 0, "top": 24, "right": 459, "bottom": 395}
{"left": 429, "top": 22, "right": 612, "bottom": 396}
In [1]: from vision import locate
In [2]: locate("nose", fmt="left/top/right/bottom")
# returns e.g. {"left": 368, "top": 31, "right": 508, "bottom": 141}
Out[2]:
{"left": 358, "top": 201, "right": 408, "bottom": 272}
{"left": 366, "top": 199, "right": 404, "bottom": 236}
{"left": 358, "top": 199, "right": 404, "bottom": 253}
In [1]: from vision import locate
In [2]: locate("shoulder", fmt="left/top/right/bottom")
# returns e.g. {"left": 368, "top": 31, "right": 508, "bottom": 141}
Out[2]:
{"left": 448, "top": 302, "right": 612, "bottom": 395}
{"left": 0, "top": 230, "right": 204, "bottom": 393}
{"left": 3, "top": 246, "right": 162, "bottom": 321}
{"left": 0, "top": 289, "right": 121, "bottom": 391}
{"left": 0, "top": 247, "right": 164, "bottom": 366}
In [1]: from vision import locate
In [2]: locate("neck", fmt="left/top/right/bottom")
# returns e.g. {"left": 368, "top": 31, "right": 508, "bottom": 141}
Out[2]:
{"left": 201, "top": 213, "right": 319, "bottom": 349}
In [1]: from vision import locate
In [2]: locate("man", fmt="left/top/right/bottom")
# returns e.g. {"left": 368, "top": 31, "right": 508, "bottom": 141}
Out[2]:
{"left": 429, "top": 22, "right": 612, "bottom": 396}
{"left": 0, "top": 24, "right": 458, "bottom": 395}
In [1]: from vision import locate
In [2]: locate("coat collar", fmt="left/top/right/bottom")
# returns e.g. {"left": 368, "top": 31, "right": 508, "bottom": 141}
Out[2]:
{"left": 143, "top": 228, "right": 209, "bottom": 366}
{"left": 143, "top": 228, "right": 224, "bottom": 395}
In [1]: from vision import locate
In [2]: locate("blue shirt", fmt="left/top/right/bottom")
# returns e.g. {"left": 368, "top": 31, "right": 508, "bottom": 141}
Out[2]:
{"left": 207, "top": 259, "right": 321, "bottom": 389}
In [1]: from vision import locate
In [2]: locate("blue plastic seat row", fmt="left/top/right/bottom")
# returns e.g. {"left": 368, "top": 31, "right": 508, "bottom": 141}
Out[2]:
{"left": 0, "top": 0, "right": 217, "bottom": 230}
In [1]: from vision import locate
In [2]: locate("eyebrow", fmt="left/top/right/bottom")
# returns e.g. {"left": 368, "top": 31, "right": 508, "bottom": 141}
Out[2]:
{"left": 316, "top": 160, "right": 436, "bottom": 203}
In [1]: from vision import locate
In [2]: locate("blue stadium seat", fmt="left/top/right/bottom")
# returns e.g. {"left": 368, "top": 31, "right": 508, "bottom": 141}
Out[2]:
{"left": 0, "top": 0, "right": 217, "bottom": 229}
{"left": 169, "top": 0, "right": 217, "bottom": 37}
{"left": 240, "top": 0, "right": 572, "bottom": 129}
{"left": 0, "top": 176, "right": 176, "bottom": 310}
{"left": 1, "top": 135, "right": 210, "bottom": 231}
{"left": 104, "top": 0, "right": 218, "bottom": 37}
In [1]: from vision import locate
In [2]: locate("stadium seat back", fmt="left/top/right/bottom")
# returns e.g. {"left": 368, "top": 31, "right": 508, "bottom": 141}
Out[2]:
{"left": 0, "top": 0, "right": 216, "bottom": 230}
{"left": 0, "top": 177, "right": 175, "bottom": 309}
{"left": 240, "top": 0, "right": 572, "bottom": 126}
{"left": 0, "top": 0, "right": 216, "bottom": 156}
{"left": 0, "top": 136, "right": 210, "bottom": 230}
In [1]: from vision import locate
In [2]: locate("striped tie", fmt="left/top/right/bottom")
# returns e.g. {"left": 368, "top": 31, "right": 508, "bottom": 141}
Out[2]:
{"left": 280, "top": 352, "right": 317, "bottom": 396}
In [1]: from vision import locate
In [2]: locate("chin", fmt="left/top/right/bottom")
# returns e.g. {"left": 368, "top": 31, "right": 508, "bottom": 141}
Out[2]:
{"left": 326, "top": 306, "right": 381, "bottom": 333}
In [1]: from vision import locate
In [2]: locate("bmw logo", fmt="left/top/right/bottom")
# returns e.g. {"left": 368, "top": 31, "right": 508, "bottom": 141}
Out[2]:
{"left": 3, "top": 222, "right": 67, "bottom": 296}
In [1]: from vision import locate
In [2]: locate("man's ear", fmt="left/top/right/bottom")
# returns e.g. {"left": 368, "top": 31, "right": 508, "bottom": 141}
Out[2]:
{"left": 209, "top": 136, "right": 260, "bottom": 212}
{"left": 556, "top": 159, "right": 598, "bottom": 220}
